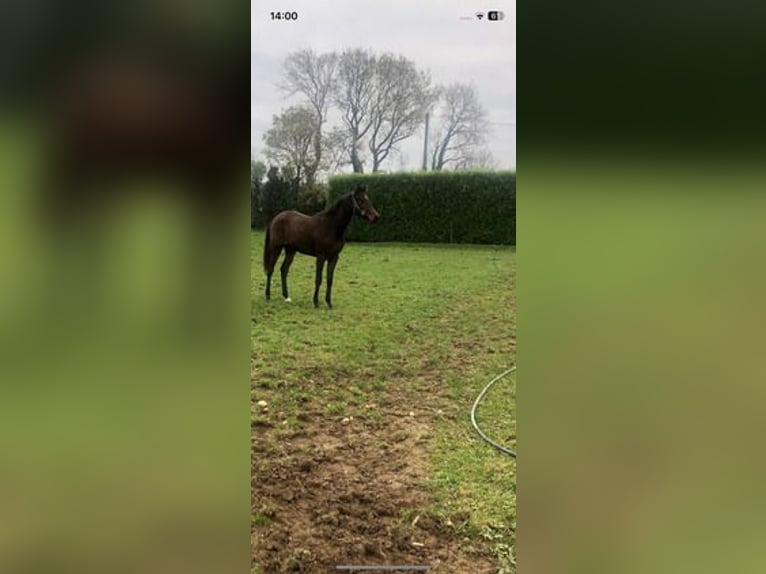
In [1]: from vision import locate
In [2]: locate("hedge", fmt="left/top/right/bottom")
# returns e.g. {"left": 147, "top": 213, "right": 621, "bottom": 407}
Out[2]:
{"left": 329, "top": 171, "right": 515, "bottom": 245}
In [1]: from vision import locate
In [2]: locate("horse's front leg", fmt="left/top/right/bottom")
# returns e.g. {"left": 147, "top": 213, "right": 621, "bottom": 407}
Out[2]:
{"left": 325, "top": 256, "right": 338, "bottom": 309}
{"left": 313, "top": 257, "right": 326, "bottom": 308}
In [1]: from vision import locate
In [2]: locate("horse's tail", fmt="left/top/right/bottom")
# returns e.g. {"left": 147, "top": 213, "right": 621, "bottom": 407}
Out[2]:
{"left": 263, "top": 223, "right": 271, "bottom": 275}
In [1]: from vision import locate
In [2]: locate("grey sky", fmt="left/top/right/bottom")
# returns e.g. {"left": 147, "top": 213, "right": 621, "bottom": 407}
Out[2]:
{"left": 251, "top": 0, "right": 515, "bottom": 171}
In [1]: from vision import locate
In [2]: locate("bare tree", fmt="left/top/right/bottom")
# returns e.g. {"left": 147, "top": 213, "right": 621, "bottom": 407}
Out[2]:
{"left": 320, "top": 126, "right": 353, "bottom": 176}
{"left": 262, "top": 106, "right": 317, "bottom": 184}
{"left": 430, "top": 83, "right": 489, "bottom": 170}
{"left": 367, "top": 54, "right": 434, "bottom": 172}
{"left": 333, "top": 49, "right": 378, "bottom": 173}
{"left": 280, "top": 50, "right": 338, "bottom": 184}
{"left": 455, "top": 147, "right": 496, "bottom": 170}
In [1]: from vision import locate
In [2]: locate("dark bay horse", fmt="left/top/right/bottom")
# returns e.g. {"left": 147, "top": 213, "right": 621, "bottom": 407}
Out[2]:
{"left": 263, "top": 186, "right": 380, "bottom": 308}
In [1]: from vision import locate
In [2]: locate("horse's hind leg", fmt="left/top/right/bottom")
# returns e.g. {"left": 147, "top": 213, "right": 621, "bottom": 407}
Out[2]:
{"left": 265, "top": 246, "right": 282, "bottom": 302}
{"left": 280, "top": 249, "right": 296, "bottom": 302}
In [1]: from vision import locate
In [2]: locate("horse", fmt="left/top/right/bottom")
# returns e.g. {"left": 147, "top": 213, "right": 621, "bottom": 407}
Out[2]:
{"left": 263, "top": 186, "right": 380, "bottom": 308}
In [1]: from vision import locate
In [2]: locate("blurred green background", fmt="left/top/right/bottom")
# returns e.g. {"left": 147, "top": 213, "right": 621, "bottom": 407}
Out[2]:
{"left": 0, "top": 115, "right": 250, "bottom": 574}
{"left": 519, "top": 156, "right": 766, "bottom": 573}
{"left": 0, "top": 0, "right": 249, "bottom": 572}
{"left": 518, "top": 0, "right": 766, "bottom": 569}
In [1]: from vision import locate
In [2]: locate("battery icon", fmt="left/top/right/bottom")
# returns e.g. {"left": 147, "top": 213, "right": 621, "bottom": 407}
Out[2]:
{"left": 488, "top": 10, "right": 505, "bottom": 21}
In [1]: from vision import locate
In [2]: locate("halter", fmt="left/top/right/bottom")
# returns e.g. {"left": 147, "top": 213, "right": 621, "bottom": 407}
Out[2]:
{"left": 351, "top": 192, "right": 364, "bottom": 217}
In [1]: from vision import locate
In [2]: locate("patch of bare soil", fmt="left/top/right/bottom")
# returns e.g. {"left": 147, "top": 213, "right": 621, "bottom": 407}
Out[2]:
{"left": 251, "top": 391, "right": 496, "bottom": 573}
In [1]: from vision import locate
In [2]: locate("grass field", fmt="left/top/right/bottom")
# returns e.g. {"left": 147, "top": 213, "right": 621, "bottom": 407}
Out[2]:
{"left": 251, "top": 231, "right": 516, "bottom": 572}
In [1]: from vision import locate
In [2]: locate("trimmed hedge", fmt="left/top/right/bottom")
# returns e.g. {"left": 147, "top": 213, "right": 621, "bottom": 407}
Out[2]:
{"left": 329, "top": 171, "right": 515, "bottom": 245}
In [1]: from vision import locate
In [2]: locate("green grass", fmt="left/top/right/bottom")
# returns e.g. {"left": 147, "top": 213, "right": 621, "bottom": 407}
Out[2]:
{"left": 251, "top": 230, "right": 515, "bottom": 570}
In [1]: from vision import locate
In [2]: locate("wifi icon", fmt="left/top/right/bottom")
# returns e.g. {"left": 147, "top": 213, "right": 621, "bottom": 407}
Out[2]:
{"left": 475, "top": 12, "right": 485, "bottom": 20}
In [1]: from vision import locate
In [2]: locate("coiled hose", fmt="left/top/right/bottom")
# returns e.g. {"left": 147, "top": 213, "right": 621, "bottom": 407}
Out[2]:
{"left": 470, "top": 366, "right": 516, "bottom": 458}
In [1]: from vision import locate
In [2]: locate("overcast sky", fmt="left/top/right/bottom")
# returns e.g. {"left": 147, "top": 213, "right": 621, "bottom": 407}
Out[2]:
{"left": 251, "top": 0, "right": 515, "bottom": 171}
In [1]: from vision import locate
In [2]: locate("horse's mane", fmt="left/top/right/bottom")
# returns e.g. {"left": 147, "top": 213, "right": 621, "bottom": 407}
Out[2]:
{"left": 320, "top": 192, "right": 352, "bottom": 216}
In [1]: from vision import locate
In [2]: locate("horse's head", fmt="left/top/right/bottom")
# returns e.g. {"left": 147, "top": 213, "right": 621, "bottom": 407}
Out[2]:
{"left": 352, "top": 186, "right": 380, "bottom": 223}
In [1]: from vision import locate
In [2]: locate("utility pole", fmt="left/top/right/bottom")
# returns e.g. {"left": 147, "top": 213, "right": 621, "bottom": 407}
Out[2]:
{"left": 421, "top": 111, "right": 430, "bottom": 170}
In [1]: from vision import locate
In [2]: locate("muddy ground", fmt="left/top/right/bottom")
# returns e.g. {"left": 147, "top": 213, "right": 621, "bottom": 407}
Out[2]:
{"left": 251, "top": 380, "right": 498, "bottom": 573}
